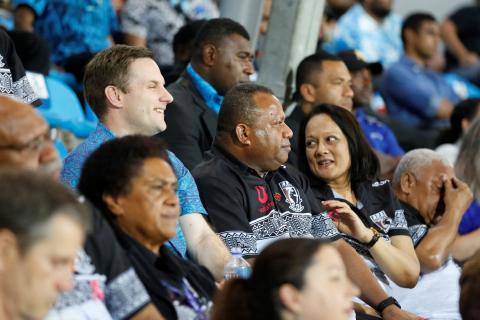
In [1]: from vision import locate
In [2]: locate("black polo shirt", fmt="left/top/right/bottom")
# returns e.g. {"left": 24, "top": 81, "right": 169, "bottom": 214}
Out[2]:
{"left": 311, "top": 179, "right": 411, "bottom": 283}
{"left": 400, "top": 201, "right": 429, "bottom": 247}
{"left": 192, "top": 145, "right": 341, "bottom": 257}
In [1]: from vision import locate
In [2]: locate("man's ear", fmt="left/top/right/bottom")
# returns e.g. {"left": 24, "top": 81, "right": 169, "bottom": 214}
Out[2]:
{"left": 400, "top": 172, "right": 416, "bottom": 195}
{"left": 201, "top": 44, "right": 217, "bottom": 67}
{"left": 102, "top": 193, "right": 125, "bottom": 217}
{"left": 299, "top": 83, "right": 316, "bottom": 104}
{"left": 403, "top": 28, "right": 417, "bottom": 47}
{"left": 104, "top": 85, "right": 124, "bottom": 109}
{"left": 0, "top": 230, "right": 18, "bottom": 272}
{"left": 235, "top": 123, "right": 252, "bottom": 146}
{"left": 278, "top": 283, "right": 302, "bottom": 314}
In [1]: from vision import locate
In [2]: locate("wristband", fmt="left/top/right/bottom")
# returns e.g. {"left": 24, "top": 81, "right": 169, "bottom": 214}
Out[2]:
{"left": 376, "top": 296, "right": 401, "bottom": 314}
{"left": 364, "top": 227, "right": 381, "bottom": 248}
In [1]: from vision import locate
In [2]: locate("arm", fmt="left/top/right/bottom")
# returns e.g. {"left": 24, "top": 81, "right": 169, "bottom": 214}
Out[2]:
{"left": 179, "top": 214, "right": 231, "bottom": 282}
{"left": 441, "top": 19, "right": 478, "bottom": 66}
{"left": 332, "top": 239, "right": 422, "bottom": 320}
{"left": 168, "top": 152, "right": 230, "bottom": 281}
{"left": 322, "top": 200, "right": 419, "bottom": 288}
{"left": 374, "top": 151, "right": 400, "bottom": 180}
{"left": 121, "top": 0, "right": 148, "bottom": 48}
{"left": 415, "top": 177, "right": 472, "bottom": 273}
{"left": 452, "top": 228, "right": 480, "bottom": 262}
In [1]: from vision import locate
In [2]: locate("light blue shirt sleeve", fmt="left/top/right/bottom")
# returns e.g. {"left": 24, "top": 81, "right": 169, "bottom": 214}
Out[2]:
{"left": 167, "top": 151, "right": 207, "bottom": 216}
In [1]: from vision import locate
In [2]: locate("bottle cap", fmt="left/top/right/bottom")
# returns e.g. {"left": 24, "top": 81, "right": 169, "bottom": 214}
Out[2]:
{"left": 231, "top": 247, "right": 242, "bottom": 255}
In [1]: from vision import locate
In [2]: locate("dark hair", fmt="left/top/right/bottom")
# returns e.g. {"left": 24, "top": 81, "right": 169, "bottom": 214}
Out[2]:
{"left": 84, "top": 45, "right": 154, "bottom": 120}
{"left": 211, "top": 239, "right": 328, "bottom": 320}
{"left": 459, "top": 249, "right": 480, "bottom": 320}
{"left": 216, "top": 83, "right": 274, "bottom": 140}
{"left": 437, "top": 98, "right": 480, "bottom": 144}
{"left": 173, "top": 19, "right": 207, "bottom": 57}
{"left": 298, "top": 104, "right": 380, "bottom": 190}
{"left": 294, "top": 50, "right": 341, "bottom": 101}
{"left": 0, "top": 170, "right": 90, "bottom": 251}
{"left": 401, "top": 13, "right": 436, "bottom": 45}
{"left": 191, "top": 18, "right": 250, "bottom": 63}
{"left": 78, "top": 135, "right": 170, "bottom": 220}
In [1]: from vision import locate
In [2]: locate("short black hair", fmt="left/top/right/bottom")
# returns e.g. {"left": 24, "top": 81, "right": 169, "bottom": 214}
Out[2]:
{"left": 216, "top": 83, "right": 274, "bottom": 139}
{"left": 294, "top": 50, "right": 341, "bottom": 100}
{"left": 298, "top": 104, "right": 380, "bottom": 190}
{"left": 173, "top": 19, "right": 207, "bottom": 55}
{"left": 401, "top": 12, "right": 436, "bottom": 46}
{"left": 0, "top": 170, "right": 90, "bottom": 251}
{"left": 191, "top": 18, "right": 250, "bottom": 62}
{"left": 78, "top": 135, "right": 170, "bottom": 219}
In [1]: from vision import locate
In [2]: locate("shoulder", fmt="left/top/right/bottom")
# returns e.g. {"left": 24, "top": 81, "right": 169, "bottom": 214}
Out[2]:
{"left": 361, "top": 179, "right": 394, "bottom": 201}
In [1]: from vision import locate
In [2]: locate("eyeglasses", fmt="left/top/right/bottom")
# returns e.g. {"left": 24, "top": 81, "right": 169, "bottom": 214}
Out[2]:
{"left": 0, "top": 128, "right": 58, "bottom": 152}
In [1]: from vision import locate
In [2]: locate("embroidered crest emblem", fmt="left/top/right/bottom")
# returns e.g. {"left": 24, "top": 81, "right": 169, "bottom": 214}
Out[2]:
{"left": 370, "top": 210, "right": 392, "bottom": 232}
{"left": 279, "top": 181, "right": 304, "bottom": 212}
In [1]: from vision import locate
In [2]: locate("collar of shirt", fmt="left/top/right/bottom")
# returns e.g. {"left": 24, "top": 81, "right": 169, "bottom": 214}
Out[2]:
{"left": 398, "top": 54, "right": 427, "bottom": 73}
{"left": 399, "top": 200, "right": 425, "bottom": 224}
{"left": 95, "top": 122, "right": 116, "bottom": 139}
{"left": 186, "top": 63, "right": 224, "bottom": 114}
{"left": 211, "top": 143, "right": 280, "bottom": 179}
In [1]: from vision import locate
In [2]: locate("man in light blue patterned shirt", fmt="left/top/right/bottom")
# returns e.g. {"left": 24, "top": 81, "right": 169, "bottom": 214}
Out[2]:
{"left": 13, "top": 0, "right": 118, "bottom": 80}
{"left": 325, "top": 0, "right": 403, "bottom": 68}
{"left": 61, "top": 45, "right": 230, "bottom": 281}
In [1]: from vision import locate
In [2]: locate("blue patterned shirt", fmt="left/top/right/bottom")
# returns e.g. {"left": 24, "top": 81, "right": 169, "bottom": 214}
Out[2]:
{"left": 61, "top": 123, "right": 207, "bottom": 256}
{"left": 13, "top": 0, "right": 118, "bottom": 65}
{"left": 325, "top": 3, "right": 402, "bottom": 67}
{"left": 186, "top": 63, "right": 223, "bottom": 113}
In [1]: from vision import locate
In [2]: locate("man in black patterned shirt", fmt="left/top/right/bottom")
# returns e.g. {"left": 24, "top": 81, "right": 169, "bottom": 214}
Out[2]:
{"left": 193, "top": 83, "right": 424, "bottom": 320}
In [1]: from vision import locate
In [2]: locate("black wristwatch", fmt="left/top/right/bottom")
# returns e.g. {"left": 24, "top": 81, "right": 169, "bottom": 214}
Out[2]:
{"left": 376, "top": 297, "right": 401, "bottom": 314}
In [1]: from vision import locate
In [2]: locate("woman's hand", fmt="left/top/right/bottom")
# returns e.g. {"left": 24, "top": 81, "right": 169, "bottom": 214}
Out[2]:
{"left": 322, "top": 200, "right": 373, "bottom": 243}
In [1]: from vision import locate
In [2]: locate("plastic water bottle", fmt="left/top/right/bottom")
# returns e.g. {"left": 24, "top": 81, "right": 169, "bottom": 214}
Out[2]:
{"left": 224, "top": 247, "right": 252, "bottom": 280}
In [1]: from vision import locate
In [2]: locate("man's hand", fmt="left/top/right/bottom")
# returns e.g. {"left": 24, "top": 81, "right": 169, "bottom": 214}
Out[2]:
{"left": 382, "top": 305, "right": 426, "bottom": 320}
{"left": 442, "top": 176, "right": 473, "bottom": 221}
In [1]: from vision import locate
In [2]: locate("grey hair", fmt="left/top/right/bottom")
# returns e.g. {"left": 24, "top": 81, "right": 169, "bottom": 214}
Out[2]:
{"left": 392, "top": 149, "right": 451, "bottom": 189}
{"left": 456, "top": 118, "right": 480, "bottom": 200}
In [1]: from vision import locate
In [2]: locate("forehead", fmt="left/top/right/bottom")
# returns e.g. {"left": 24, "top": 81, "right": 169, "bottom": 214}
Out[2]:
{"left": 218, "top": 33, "right": 252, "bottom": 53}
{"left": 308, "top": 246, "right": 343, "bottom": 273}
{"left": 418, "top": 160, "right": 454, "bottom": 181}
{"left": 310, "top": 61, "right": 351, "bottom": 87}
{"left": 418, "top": 20, "right": 440, "bottom": 33}
{"left": 306, "top": 114, "right": 342, "bottom": 134}
{"left": 253, "top": 92, "right": 283, "bottom": 116}
{"left": 139, "top": 157, "right": 177, "bottom": 181}
{"left": 0, "top": 106, "right": 48, "bottom": 146}
{"left": 126, "top": 58, "right": 164, "bottom": 84}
